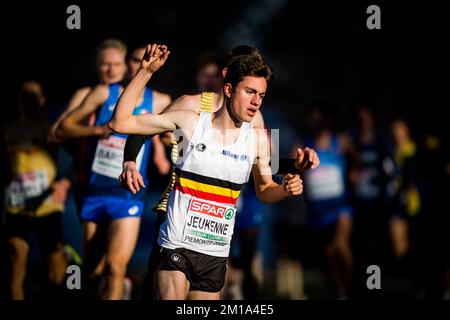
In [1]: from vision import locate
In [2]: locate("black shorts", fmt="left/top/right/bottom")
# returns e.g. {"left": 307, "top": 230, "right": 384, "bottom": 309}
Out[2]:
{"left": 157, "top": 247, "right": 228, "bottom": 292}
{"left": 4, "top": 212, "right": 63, "bottom": 255}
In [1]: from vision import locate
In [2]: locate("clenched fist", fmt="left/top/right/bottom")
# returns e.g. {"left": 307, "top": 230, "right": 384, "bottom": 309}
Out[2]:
{"left": 141, "top": 44, "right": 170, "bottom": 74}
{"left": 282, "top": 173, "right": 303, "bottom": 196}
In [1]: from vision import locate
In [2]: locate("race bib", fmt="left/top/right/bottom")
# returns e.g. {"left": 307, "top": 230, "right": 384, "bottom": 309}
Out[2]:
{"left": 305, "top": 165, "right": 345, "bottom": 201}
{"left": 182, "top": 199, "right": 236, "bottom": 249}
{"left": 9, "top": 169, "right": 49, "bottom": 207}
{"left": 92, "top": 135, "right": 144, "bottom": 179}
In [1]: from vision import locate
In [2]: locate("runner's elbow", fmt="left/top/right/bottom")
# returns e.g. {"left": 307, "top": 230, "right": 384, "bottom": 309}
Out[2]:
{"left": 108, "top": 119, "right": 125, "bottom": 133}
{"left": 57, "top": 118, "right": 72, "bottom": 138}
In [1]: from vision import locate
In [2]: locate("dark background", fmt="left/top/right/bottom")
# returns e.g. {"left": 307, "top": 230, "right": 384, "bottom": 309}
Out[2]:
{"left": 4, "top": 0, "right": 447, "bottom": 139}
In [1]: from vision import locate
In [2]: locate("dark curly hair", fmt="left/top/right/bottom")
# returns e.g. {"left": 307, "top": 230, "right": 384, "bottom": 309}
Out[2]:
{"left": 224, "top": 52, "right": 274, "bottom": 87}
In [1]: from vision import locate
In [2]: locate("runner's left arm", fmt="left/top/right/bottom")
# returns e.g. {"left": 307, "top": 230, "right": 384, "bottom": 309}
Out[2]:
{"left": 251, "top": 129, "right": 303, "bottom": 203}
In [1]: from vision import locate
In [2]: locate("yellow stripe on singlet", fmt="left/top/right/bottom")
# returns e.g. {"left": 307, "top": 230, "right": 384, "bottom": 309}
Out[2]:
{"left": 153, "top": 92, "right": 215, "bottom": 213}
{"left": 200, "top": 92, "right": 214, "bottom": 113}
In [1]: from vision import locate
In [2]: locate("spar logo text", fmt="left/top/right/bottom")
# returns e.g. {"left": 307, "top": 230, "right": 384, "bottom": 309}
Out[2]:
{"left": 189, "top": 199, "right": 227, "bottom": 219}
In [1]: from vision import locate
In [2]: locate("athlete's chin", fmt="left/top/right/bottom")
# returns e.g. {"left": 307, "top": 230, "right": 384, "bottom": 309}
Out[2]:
{"left": 242, "top": 115, "right": 254, "bottom": 122}
{"left": 243, "top": 112, "right": 256, "bottom": 122}
{"left": 108, "top": 76, "right": 121, "bottom": 83}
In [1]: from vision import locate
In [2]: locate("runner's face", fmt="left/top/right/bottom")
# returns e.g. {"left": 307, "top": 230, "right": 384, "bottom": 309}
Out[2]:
{"left": 128, "top": 48, "right": 145, "bottom": 78}
{"left": 226, "top": 76, "right": 267, "bottom": 123}
{"left": 196, "top": 63, "right": 222, "bottom": 93}
{"left": 97, "top": 48, "right": 127, "bottom": 84}
{"left": 392, "top": 120, "right": 410, "bottom": 146}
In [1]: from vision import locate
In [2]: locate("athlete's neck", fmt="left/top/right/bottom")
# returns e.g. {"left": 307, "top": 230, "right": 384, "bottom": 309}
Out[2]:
{"left": 212, "top": 98, "right": 243, "bottom": 131}
{"left": 212, "top": 92, "right": 224, "bottom": 112}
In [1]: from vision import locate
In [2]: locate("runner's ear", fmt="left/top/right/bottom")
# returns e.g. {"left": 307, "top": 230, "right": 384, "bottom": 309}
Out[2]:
{"left": 224, "top": 83, "right": 233, "bottom": 98}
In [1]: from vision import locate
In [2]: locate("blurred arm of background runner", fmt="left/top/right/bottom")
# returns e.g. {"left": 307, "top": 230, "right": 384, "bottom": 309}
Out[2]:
{"left": 56, "top": 84, "right": 112, "bottom": 139}
{"left": 48, "top": 87, "right": 92, "bottom": 143}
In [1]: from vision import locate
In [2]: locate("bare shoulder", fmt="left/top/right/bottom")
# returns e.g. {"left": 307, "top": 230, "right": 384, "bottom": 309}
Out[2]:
{"left": 73, "top": 86, "right": 92, "bottom": 99}
{"left": 169, "top": 108, "right": 199, "bottom": 123}
{"left": 174, "top": 94, "right": 202, "bottom": 110}
{"left": 78, "top": 84, "right": 109, "bottom": 105}
{"left": 63, "top": 86, "right": 93, "bottom": 112}
{"left": 67, "top": 86, "right": 92, "bottom": 105}
{"left": 92, "top": 83, "right": 110, "bottom": 95}
{"left": 162, "top": 94, "right": 201, "bottom": 113}
{"left": 164, "top": 109, "right": 199, "bottom": 134}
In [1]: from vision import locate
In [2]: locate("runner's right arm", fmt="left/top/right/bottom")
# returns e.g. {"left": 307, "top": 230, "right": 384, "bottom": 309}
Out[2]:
{"left": 122, "top": 94, "right": 201, "bottom": 164}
